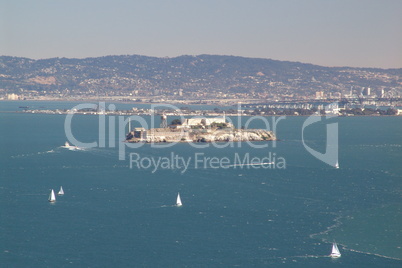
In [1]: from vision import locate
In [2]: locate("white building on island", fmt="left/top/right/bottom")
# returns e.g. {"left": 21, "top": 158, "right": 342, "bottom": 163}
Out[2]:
{"left": 181, "top": 114, "right": 229, "bottom": 128}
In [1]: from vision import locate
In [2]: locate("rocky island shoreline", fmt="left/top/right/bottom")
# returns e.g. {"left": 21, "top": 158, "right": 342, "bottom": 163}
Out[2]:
{"left": 126, "top": 116, "right": 276, "bottom": 143}
{"left": 126, "top": 128, "right": 275, "bottom": 143}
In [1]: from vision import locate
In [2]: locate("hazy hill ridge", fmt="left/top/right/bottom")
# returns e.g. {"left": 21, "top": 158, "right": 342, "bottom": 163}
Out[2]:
{"left": 0, "top": 55, "right": 401, "bottom": 96}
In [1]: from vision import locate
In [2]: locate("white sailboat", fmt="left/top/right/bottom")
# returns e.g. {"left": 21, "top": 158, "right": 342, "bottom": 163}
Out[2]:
{"left": 335, "top": 160, "right": 339, "bottom": 169}
{"left": 330, "top": 242, "right": 341, "bottom": 258}
{"left": 58, "top": 186, "right": 64, "bottom": 196}
{"left": 63, "top": 141, "right": 82, "bottom": 151}
{"left": 48, "top": 189, "right": 56, "bottom": 202}
{"left": 176, "top": 192, "right": 182, "bottom": 207}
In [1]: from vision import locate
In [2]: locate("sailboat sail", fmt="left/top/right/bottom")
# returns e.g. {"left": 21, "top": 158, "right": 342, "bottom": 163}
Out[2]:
{"left": 48, "top": 189, "right": 56, "bottom": 202}
{"left": 335, "top": 160, "right": 339, "bottom": 169}
{"left": 176, "top": 193, "right": 182, "bottom": 206}
{"left": 330, "top": 242, "right": 341, "bottom": 258}
{"left": 58, "top": 186, "right": 64, "bottom": 196}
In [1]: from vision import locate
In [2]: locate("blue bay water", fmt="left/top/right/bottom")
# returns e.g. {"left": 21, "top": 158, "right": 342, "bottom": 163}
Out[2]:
{"left": 0, "top": 101, "right": 401, "bottom": 267}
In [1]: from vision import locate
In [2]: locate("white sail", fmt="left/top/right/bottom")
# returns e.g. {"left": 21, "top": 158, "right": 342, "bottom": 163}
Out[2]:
{"left": 335, "top": 160, "right": 339, "bottom": 169}
{"left": 330, "top": 242, "right": 341, "bottom": 258}
{"left": 58, "top": 186, "right": 64, "bottom": 196}
{"left": 176, "top": 192, "right": 182, "bottom": 206}
{"left": 65, "top": 141, "right": 70, "bottom": 147}
{"left": 48, "top": 189, "right": 56, "bottom": 202}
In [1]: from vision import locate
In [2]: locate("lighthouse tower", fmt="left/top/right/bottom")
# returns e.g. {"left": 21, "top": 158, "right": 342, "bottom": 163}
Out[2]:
{"left": 160, "top": 114, "right": 168, "bottom": 128}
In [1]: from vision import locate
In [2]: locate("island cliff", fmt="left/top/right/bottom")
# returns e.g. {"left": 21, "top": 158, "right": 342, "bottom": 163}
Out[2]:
{"left": 126, "top": 127, "right": 275, "bottom": 143}
{"left": 126, "top": 115, "right": 276, "bottom": 143}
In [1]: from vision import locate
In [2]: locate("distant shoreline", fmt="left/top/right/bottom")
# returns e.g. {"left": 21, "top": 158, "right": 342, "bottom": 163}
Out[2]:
{"left": 0, "top": 98, "right": 251, "bottom": 107}
{"left": 1, "top": 110, "right": 401, "bottom": 117}
{"left": 2, "top": 98, "right": 401, "bottom": 109}
{"left": 1, "top": 99, "right": 401, "bottom": 117}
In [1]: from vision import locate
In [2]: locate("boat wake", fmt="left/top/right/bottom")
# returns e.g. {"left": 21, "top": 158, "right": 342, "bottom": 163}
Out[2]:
{"left": 310, "top": 213, "right": 343, "bottom": 239}
{"left": 310, "top": 213, "right": 402, "bottom": 261}
{"left": 11, "top": 149, "right": 58, "bottom": 158}
{"left": 10, "top": 143, "right": 89, "bottom": 158}
{"left": 290, "top": 255, "right": 331, "bottom": 259}
{"left": 346, "top": 248, "right": 402, "bottom": 261}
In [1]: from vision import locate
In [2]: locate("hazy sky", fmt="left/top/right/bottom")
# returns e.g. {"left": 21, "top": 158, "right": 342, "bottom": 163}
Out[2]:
{"left": 1, "top": 0, "right": 401, "bottom": 68}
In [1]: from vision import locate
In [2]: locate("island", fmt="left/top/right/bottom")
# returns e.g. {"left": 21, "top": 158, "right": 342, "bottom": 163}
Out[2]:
{"left": 126, "top": 115, "right": 276, "bottom": 143}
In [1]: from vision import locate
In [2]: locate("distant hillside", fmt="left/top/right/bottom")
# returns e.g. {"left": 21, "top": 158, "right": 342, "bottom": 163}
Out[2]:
{"left": 0, "top": 54, "right": 401, "bottom": 97}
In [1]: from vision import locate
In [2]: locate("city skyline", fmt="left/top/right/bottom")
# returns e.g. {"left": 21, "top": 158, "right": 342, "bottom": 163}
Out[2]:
{"left": 1, "top": 0, "right": 402, "bottom": 69}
